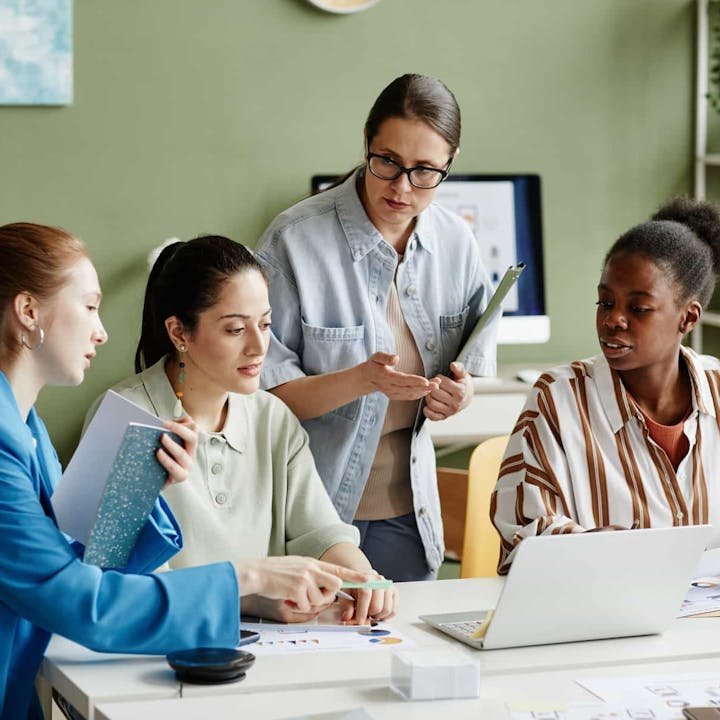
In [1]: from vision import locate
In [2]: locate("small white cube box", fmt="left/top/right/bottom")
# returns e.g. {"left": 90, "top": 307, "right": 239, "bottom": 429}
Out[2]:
{"left": 390, "top": 648, "right": 481, "bottom": 701}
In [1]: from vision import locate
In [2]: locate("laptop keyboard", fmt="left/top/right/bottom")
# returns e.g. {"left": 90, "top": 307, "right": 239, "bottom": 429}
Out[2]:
{"left": 439, "top": 620, "right": 485, "bottom": 637}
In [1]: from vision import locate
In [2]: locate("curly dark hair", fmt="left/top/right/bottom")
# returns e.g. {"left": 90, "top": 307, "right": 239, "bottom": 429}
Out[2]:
{"left": 604, "top": 196, "right": 720, "bottom": 307}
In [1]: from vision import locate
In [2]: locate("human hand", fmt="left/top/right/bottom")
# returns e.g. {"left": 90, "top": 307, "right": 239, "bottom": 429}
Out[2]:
{"left": 241, "top": 594, "right": 335, "bottom": 623}
{"left": 234, "top": 556, "right": 370, "bottom": 613}
{"left": 157, "top": 416, "right": 199, "bottom": 490}
{"left": 338, "top": 574, "right": 398, "bottom": 625}
{"left": 359, "top": 352, "right": 439, "bottom": 401}
{"left": 423, "top": 362, "right": 473, "bottom": 421}
{"left": 585, "top": 524, "right": 633, "bottom": 532}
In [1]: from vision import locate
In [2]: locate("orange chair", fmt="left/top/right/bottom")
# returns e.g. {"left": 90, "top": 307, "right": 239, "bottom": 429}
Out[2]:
{"left": 459, "top": 435, "right": 510, "bottom": 578}
{"left": 436, "top": 467, "right": 469, "bottom": 561}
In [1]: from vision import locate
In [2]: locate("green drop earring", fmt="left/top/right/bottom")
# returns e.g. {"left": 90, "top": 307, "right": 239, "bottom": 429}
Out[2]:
{"left": 173, "top": 347, "right": 186, "bottom": 419}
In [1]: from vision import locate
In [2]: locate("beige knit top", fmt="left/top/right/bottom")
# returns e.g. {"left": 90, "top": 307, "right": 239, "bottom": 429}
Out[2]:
{"left": 355, "top": 274, "right": 424, "bottom": 520}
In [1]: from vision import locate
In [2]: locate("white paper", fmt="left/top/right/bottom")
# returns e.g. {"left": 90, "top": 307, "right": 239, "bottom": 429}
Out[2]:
{"left": 51, "top": 390, "right": 163, "bottom": 543}
{"left": 577, "top": 672, "right": 720, "bottom": 710}
{"left": 510, "top": 672, "right": 720, "bottom": 720}
{"left": 676, "top": 548, "right": 720, "bottom": 617}
{"left": 245, "top": 622, "right": 412, "bottom": 655}
{"left": 511, "top": 704, "right": 678, "bottom": 720}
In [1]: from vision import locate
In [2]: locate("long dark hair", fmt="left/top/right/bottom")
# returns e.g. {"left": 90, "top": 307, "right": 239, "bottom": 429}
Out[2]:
{"left": 365, "top": 73, "right": 461, "bottom": 154}
{"left": 605, "top": 197, "right": 720, "bottom": 307}
{"left": 134, "top": 235, "right": 266, "bottom": 372}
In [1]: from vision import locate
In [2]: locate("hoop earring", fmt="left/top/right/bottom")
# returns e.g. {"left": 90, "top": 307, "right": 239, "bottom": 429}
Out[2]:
{"left": 21, "top": 327, "right": 45, "bottom": 351}
{"left": 173, "top": 346, "right": 186, "bottom": 419}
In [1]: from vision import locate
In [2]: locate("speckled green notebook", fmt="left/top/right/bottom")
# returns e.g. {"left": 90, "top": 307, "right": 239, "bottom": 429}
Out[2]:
{"left": 83, "top": 423, "right": 173, "bottom": 569}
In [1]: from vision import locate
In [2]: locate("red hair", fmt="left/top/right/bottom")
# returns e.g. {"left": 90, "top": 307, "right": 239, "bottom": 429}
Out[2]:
{"left": 0, "top": 222, "right": 88, "bottom": 351}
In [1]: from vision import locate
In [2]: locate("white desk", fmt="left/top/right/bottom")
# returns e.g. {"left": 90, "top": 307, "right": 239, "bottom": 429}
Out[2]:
{"left": 40, "top": 578, "right": 720, "bottom": 719}
{"left": 95, "top": 656, "right": 720, "bottom": 720}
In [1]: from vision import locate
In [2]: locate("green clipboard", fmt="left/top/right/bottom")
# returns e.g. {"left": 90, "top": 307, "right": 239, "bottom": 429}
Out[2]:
{"left": 414, "top": 262, "right": 525, "bottom": 431}
{"left": 455, "top": 262, "right": 525, "bottom": 366}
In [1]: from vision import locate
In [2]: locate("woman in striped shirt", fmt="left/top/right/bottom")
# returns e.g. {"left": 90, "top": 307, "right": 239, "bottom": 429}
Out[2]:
{"left": 492, "top": 197, "right": 720, "bottom": 574}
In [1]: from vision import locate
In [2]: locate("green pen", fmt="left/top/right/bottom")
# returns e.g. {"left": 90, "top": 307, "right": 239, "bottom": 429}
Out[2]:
{"left": 341, "top": 579, "right": 394, "bottom": 590}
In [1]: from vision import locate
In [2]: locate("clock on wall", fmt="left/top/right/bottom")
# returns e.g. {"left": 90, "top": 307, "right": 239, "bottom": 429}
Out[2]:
{"left": 305, "top": 0, "right": 381, "bottom": 13}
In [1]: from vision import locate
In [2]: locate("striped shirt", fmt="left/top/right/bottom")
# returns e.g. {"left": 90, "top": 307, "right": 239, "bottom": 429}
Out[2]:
{"left": 491, "top": 347, "right": 720, "bottom": 574}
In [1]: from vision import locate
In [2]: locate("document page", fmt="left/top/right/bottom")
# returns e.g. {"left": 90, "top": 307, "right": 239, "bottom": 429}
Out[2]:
{"left": 51, "top": 390, "right": 163, "bottom": 544}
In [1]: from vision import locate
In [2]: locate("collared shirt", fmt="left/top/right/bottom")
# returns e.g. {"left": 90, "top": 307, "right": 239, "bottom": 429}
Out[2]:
{"left": 256, "top": 170, "right": 498, "bottom": 571}
{"left": 0, "top": 371, "right": 239, "bottom": 720}
{"left": 492, "top": 347, "right": 720, "bottom": 575}
{"left": 107, "top": 357, "right": 359, "bottom": 568}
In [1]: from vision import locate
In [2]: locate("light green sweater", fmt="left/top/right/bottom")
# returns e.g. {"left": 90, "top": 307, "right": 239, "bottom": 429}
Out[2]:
{"left": 106, "top": 357, "right": 359, "bottom": 569}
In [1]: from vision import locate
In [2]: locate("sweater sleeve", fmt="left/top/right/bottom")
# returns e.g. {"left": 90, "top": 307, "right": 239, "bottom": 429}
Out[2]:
{"left": 281, "top": 417, "right": 359, "bottom": 558}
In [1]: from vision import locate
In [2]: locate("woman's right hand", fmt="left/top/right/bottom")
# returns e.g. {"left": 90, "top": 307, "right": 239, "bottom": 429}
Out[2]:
{"left": 157, "top": 416, "right": 199, "bottom": 490}
{"left": 233, "top": 556, "right": 370, "bottom": 613}
{"left": 359, "top": 352, "right": 439, "bottom": 401}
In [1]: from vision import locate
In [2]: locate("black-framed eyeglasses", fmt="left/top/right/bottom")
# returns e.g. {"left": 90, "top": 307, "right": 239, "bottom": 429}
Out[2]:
{"left": 366, "top": 152, "right": 451, "bottom": 189}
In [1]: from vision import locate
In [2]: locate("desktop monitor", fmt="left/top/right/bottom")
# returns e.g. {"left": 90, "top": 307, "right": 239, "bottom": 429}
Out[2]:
{"left": 311, "top": 173, "right": 549, "bottom": 344}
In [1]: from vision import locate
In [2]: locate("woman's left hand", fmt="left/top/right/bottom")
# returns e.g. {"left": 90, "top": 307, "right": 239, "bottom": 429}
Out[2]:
{"left": 423, "top": 362, "right": 473, "bottom": 421}
{"left": 339, "top": 574, "right": 398, "bottom": 625}
{"left": 157, "top": 416, "right": 199, "bottom": 489}
{"left": 242, "top": 594, "right": 335, "bottom": 623}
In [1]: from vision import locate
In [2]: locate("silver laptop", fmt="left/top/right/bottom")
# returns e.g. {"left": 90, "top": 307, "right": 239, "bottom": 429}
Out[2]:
{"left": 420, "top": 525, "right": 711, "bottom": 650}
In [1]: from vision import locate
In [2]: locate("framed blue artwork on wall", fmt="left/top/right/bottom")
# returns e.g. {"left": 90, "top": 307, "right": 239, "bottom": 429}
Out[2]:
{"left": 0, "top": 0, "right": 72, "bottom": 105}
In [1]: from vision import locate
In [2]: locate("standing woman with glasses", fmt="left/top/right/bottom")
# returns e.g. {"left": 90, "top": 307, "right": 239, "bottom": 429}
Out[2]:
{"left": 255, "top": 74, "right": 499, "bottom": 581}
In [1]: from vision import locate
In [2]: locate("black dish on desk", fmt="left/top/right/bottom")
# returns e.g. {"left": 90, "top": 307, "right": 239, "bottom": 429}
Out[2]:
{"left": 166, "top": 647, "right": 255, "bottom": 684}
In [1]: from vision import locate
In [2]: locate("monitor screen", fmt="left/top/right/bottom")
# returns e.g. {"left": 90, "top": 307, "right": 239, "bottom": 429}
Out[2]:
{"left": 311, "top": 172, "right": 549, "bottom": 344}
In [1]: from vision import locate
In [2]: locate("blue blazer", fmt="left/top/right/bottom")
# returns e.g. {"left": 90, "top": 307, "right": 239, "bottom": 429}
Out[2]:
{"left": 0, "top": 373, "right": 240, "bottom": 720}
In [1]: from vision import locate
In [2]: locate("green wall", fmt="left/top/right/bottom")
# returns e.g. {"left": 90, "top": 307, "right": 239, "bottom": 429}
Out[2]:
{"left": 0, "top": 0, "right": 695, "bottom": 462}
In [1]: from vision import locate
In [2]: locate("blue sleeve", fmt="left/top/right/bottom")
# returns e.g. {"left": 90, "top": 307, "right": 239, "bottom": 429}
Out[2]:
{"left": 0, "top": 445, "right": 240, "bottom": 654}
{"left": 123, "top": 496, "right": 182, "bottom": 574}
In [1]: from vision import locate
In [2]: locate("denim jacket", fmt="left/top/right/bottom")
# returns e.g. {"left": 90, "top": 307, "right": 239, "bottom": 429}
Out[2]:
{"left": 257, "top": 170, "right": 497, "bottom": 571}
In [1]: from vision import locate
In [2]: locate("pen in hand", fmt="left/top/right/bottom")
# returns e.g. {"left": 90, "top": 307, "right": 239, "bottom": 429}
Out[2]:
{"left": 335, "top": 580, "right": 394, "bottom": 603}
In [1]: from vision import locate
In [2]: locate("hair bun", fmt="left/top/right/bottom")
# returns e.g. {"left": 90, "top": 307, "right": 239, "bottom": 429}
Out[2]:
{"left": 652, "top": 196, "right": 720, "bottom": 274}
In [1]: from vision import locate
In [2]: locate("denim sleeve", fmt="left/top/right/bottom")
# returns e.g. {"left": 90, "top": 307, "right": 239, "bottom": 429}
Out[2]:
{"left": 256, "top": 233, "right": 309, "bottom": 390}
